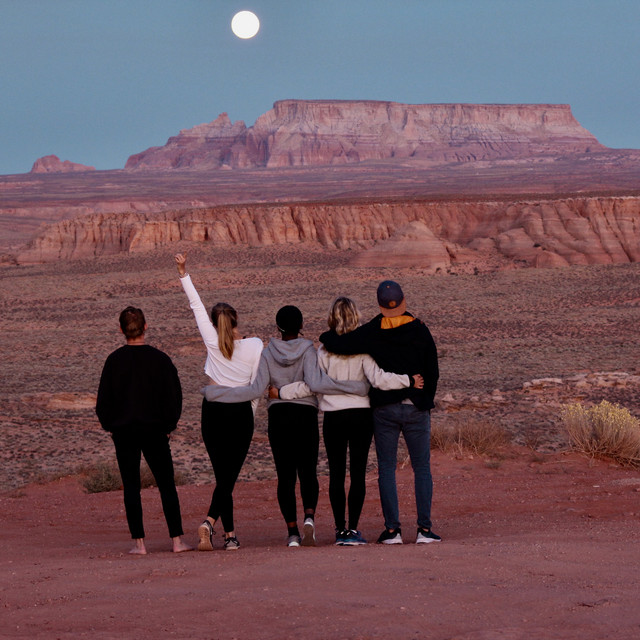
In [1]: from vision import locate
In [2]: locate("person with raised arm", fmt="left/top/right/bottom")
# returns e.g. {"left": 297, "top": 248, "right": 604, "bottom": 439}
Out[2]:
{"left": 202, "top": 304, "right": 370, "bottom": 547}
{"left": 175, "top": 253, "right": 263, "bottom": 551}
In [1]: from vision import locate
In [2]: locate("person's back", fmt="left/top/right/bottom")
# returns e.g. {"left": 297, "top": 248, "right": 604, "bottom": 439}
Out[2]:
{"left": 96, "top": 306, "right": 190, "bottom": 555}
{"left": 96, "top": 344, "right": 181, "bottom": 434}
{"left": 319, "top": 281, "right": 441, "bottom": 546}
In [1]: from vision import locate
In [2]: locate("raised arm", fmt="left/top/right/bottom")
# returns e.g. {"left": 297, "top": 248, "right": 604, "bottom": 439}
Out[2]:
{"left": 175, "top": 253, "right": 219, "bottom": 347}
{"left": 302, "top": 349, "right": 369, "bottom": 396}
{"left": 201, "top": 356, "right": 270, "bottom": 403}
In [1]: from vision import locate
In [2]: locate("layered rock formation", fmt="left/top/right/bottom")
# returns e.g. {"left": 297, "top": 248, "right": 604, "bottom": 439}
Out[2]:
{"left": 30, "top": 155, "right": 95, "bottom": 173}
{"left": 125, "top": 101, "right": 605, "bottom": 170}
{"left": 17, "top": 196, "right": 640, "bottom": 271}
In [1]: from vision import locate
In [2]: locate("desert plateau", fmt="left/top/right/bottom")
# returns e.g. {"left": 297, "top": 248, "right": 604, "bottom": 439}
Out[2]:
{"left": 1, "top": 101, "right": 640, "bottom": 638}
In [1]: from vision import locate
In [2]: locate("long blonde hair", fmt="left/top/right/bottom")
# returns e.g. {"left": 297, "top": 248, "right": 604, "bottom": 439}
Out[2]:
{"left": 211, "top": 302, "right": 238, "bottom": 360}
{"left": 327, "top": 297, "right": 360, "bottom": 335}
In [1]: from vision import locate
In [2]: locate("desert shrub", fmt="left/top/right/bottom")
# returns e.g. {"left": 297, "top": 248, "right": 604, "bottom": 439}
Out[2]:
{"left": 561, "top": 400, "right": 640, "bottom": 467}
{"left": 81, "top": 461, "right": 187, "bottom": 494}
{"left": 431, "top": 416, "right": 510, "bottom": 456}
{"left": 81, "top": 462, "right": 122, "bottom": 494}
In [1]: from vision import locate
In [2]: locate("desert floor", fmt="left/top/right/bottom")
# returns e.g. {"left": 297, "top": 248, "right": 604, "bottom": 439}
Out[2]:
{"left": 1, "top": 245, "right": 639, "bottom": 638}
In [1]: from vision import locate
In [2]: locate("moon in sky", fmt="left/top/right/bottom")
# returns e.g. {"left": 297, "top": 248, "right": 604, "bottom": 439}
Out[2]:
{"left": 231, "top": 11, "right": 260, "bottom": 39}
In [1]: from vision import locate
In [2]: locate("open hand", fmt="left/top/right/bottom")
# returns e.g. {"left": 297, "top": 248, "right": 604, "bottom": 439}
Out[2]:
{"left": 174, "top": 253, "right": 187, "bottom": 277}
{"left": 412, "top": 374, "right": 424, "bottom": 389}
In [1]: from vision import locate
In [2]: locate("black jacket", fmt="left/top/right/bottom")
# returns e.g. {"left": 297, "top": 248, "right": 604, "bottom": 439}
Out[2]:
{"left": 96, "top": 344, "right": 182, "bottom": 434}
{"left": 319, "top": 312, "right": 438, "bottom": 411}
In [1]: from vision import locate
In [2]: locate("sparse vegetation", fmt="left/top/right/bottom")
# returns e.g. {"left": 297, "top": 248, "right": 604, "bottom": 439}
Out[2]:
{"left": 80, "top": 461, "right": 187, "bottom": 494}
{"left": 561, "top": 400, "right": 640, "bottom": 467}
{"left": 81, "top": 462, "right": 122, "bottom": 494}
{"left": 431, "top": 416, "right": 511, "bottom": 456}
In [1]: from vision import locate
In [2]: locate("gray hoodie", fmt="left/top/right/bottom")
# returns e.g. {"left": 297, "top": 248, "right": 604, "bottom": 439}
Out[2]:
{"left": 201, "top": 337, "right": 369, "bottom": 408}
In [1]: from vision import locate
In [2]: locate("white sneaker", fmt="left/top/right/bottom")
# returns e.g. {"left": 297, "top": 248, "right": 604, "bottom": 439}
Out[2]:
{"left": 287, "top": 534, "right": 301, "bottom": 547}
{"left": 301, "top": 517, "right": 316, "bottom": 547}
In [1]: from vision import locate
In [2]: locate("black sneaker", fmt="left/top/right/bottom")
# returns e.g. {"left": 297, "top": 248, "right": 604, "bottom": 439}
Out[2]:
{"left": 223, "top": 536, "right": 240, "bottom": 550}
{"left": 342, "top": 530, "right": 367, "bottom": 546}
{"left": 377, "top": 528, "right": 403, "bottom": 544}
{"left": 335, "top": 529, "right": 349, "bottom": 545}
{"left": 416, "top": 527, "right": 442, "bottom": 544}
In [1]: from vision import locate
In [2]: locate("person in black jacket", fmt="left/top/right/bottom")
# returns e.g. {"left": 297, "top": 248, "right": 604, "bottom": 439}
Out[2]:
{"left": 320, "top": 281, "right": 441, "bottom": 545}
{"left": 96, "top": 306, "right": 191, "bottom": 555}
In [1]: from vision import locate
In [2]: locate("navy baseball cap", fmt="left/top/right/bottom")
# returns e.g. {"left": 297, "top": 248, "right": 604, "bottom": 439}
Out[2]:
{"left": 377, "top": 280, "right": 404, "bottom": 309}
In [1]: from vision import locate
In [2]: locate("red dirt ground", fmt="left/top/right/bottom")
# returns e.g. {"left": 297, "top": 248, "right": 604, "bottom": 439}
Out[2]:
{"left": 2, "top": 450, "right": 639, "bottom": 639}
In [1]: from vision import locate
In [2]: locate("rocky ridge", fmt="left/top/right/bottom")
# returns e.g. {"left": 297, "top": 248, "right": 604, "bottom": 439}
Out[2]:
{"left": 30, "top": 155, "right": 95, "bottom": 173}
{"left": 125, "top": 101, "right": 605, "bottom": 170}
{"left": 16, "top": 195, "right": 640, "bottom": 269}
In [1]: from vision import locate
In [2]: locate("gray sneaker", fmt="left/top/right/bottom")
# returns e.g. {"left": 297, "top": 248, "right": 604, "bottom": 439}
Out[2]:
{"left": 223, "top": 536, "right": 240, "bottom": 550}
{"left": 197, "top": 520, "right": 215, "bottom": 551}
{"left": 301, "top": 517, "right": 316, "bottom": 547}
{"left": 287, "top": 534, "right": 302, "bottom": 547}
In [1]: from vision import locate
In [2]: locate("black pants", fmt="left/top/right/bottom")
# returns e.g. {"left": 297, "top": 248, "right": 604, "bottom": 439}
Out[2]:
{"left": 323, "top": 407, "right": 374, "bottom": 531}
{"left": 112, "top": 428, "right": 184, "bottom": 540}
{"left": 201, "top": 399, "right": 254, "bottom": 533}
{"left": 267, "top": 402, "right": 319, "bottom": 524}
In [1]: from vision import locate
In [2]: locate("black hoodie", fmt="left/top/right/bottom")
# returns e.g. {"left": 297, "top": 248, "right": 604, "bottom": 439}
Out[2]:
{"left": 319, "top": 312, "right": 438, "bottom": 411}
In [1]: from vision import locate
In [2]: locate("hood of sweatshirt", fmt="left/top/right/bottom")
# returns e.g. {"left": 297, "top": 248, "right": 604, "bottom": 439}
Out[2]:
{"left": 265, "top": 337, "right": 314, "bottom": 367}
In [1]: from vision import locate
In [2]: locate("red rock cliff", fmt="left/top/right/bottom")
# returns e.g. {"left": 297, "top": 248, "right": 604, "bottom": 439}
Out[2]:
{"left": 17, "top": 196, "right": 640, "bottom": 271}
{"left": 125, "top": 101, "right": 605, "bottom": 170}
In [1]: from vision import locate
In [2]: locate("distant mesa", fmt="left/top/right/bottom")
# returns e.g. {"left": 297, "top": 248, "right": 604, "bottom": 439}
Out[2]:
{"left": 124, "top": 100, "right": 606, "bottom": 171}
{"left": 30, "top": 155, "right": 95, "bottom": 174}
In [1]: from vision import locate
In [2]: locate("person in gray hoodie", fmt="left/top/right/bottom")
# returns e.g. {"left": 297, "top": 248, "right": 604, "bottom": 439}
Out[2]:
{"left": 202, "top": 305, "right": 368, "bottom": 547}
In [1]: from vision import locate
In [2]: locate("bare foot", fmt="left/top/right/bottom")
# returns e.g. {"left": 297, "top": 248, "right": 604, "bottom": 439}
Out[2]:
{"left": 129, "top": 539, "right": 147, "bottom": 555}
{"left": 172, "top": 536, "right": 193, "bottom": 553}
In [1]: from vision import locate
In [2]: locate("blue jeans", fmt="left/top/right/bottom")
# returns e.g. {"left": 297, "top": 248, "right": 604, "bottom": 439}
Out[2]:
{"left": 373, "top": 403, "right": 433, "bottom": 531}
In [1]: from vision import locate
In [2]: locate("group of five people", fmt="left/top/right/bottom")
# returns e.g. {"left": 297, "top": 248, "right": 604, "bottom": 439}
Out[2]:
{"left": 96, "top": 253, "right": 440, "bottom": 553}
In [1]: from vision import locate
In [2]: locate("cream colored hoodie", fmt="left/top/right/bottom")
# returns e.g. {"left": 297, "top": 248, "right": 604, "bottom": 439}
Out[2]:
{"left": 278, "top": 345, "right": 410, "bottom": 411}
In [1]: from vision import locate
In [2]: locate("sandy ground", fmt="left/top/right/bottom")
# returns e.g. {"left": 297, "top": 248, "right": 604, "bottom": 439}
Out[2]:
{"left": 1, "top": 247, "right": 640, "bottom": 638}
{"left": 2, "top": 451, "right": 640, "bottom": 639}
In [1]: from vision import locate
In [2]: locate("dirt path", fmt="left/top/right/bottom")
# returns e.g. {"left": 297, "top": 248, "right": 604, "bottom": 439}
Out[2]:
{"left": 2, "top": 451, "right": 639, "bottom": 639}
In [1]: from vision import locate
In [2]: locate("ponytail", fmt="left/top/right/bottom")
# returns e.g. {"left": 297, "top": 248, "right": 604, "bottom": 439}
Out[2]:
{"left": 211, "top": 303, "right": 238, "bottom": 360}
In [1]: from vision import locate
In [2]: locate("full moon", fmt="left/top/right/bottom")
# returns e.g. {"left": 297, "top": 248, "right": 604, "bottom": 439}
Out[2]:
{"left": 231, "top": 11, "right": 260, "bottom": 39}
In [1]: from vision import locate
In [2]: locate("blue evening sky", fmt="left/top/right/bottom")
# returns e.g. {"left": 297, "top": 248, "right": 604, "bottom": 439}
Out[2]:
{"left": 1, "top": 0, "right": 638, "bottom": 175}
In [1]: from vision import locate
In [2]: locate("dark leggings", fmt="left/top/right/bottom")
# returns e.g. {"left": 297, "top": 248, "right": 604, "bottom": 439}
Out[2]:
{"left": 323, "top": 408, "right": 374, "bottom": 531}
{"left": 267, "top": 403, "right": 319, "bottom": 524}
{"left": 201, "top": 399, "right": 254, "bottom": 533}
{"left": 112, "top": 428, "right": 184, "bottom": 540}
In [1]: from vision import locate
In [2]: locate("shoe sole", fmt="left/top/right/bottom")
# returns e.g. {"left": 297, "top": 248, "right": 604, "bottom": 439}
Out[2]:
{"left": 288, "top": 541, "right": 301, "bottom": 547}
{"left": 416, "top": 538, "right": 441, "bottom": 544}
{"left": 380, "top": 538, "right": 403, "bottom": 545}
{"left": 197, "top": 524, "right": 214, "bottom": 551}
{"left": 301, "top": 522, "right": 316, "bottom": 547}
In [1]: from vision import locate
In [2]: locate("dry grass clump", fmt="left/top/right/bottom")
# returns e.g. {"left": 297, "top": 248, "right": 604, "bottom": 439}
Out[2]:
{"left": 81, "top": 462, "right": 122, "bottom": 494}
{"left": 432, "top": 416, "right": 511, "bottom": 456}
{"left": 561, "top": 400, "right": 640, "bottom": 467}
{"left": 80, "top": 461, "right": 187, "bottom": 494}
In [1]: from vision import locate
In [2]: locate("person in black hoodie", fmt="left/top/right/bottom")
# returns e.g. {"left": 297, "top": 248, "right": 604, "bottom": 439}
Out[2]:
{"left": 319, "top": 281, "right": 441, "bottom": 546}
{"left": 96, "top": 306, "right": 191, "bottom": 555}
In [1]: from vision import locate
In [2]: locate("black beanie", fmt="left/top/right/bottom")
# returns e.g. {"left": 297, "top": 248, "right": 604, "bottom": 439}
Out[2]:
{"left": 276, "top": 305, "right": 303, "bottom": 334}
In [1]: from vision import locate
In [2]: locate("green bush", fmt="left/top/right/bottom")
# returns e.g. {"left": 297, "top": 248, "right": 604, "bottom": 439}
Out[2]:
{"left": 561, "top": 400, "right": 640, "bottom": 467}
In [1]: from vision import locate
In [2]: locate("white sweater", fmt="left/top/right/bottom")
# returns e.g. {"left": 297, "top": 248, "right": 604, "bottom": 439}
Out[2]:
{"left": 278, "top": 345, "right": 409, "bottom": 411}
{"left": 180, "top": 274, "right": 263, "bottom": 412}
